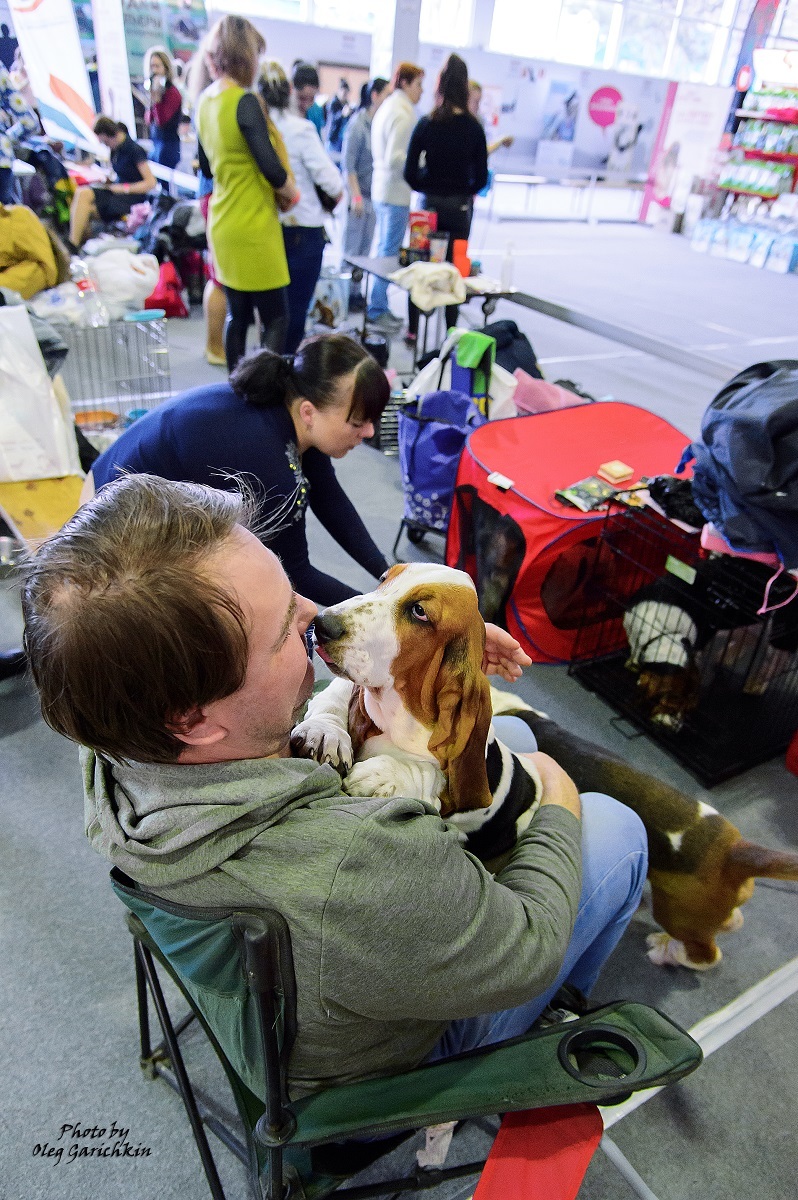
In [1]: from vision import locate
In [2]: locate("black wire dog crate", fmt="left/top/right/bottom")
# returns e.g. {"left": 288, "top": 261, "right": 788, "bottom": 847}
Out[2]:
{"left": 569, "top": 504, "right": 798, "bottom": 786}
{"left": 59, "top": 312, "right": 171, "bottom": 445}
{"left": 366, "top": 390, "right": 407, "bottom": 457}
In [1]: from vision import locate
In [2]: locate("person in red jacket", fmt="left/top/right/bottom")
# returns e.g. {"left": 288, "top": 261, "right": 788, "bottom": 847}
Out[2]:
{"left": 145, "top": 48, "right": 183, "bottom": 170}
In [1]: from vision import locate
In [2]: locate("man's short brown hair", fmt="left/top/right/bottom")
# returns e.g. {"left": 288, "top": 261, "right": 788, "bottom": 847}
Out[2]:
{"left": 22, "top": 475, "right": 255, "bottom": 764}
{"left": 93, "top": 115, "right": 121, "bottom": 139}
{"left": 391, "top": 62, "right": 424, "bottom": 90}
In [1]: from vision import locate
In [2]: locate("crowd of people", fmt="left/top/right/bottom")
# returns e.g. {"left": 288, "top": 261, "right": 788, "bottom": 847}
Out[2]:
{"left": 3, "top": 12, "right": 649, "bottom": 1126}
{"left": 2, "top": 13, "right": 517, "bottom": 364}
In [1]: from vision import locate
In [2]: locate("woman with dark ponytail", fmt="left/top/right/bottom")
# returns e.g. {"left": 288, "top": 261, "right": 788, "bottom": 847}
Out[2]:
{"left": 404, "top": 53, "right": 488, "bottom": 339}
{"left": 83, "top": 335, "right": 392, "bottom": 604}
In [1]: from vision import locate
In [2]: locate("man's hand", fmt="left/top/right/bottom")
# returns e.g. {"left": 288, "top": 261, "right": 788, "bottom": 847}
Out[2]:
{"left": 276, "top": 181, "right": 300, "bottom": 212}
{"left": 532, "top": 752, "right": 581, "bottom": 819}
{"left": 350, "top": 194, "right": 364, "bottom": 217}
{"left": 483, "top": 623, "right": 532, "bottom": 682}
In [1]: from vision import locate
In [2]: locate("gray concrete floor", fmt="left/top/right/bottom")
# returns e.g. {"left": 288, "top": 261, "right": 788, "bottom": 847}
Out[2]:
{"left": 3, "top": 216, "right": 798, "bottom": 1199}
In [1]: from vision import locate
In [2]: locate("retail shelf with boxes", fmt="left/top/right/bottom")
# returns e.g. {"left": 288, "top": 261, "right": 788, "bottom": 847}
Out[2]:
{"left": 694, "top": 84, "right": 798, "bottom": 273}
{"left": 724, "top": 86, "right": 798, "bottom": 199}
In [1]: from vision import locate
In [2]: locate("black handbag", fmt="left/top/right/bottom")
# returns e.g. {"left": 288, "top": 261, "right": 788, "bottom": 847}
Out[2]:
{"left": 314, "top": 184, "right": 340, "bottom": 213}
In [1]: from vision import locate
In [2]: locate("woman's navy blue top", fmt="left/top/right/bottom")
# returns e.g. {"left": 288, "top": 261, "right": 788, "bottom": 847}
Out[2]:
{"left": 91, "top": 383, "right": 389, "bottom": 605}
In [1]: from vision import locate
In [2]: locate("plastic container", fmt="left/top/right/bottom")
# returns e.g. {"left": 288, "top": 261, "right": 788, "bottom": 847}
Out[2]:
{"left": 501, "top": 242, "right": 514, "bottom": 290}
{"left": 452, "top": 239, "right": 471, "bottom": 278}
{"left": 69, "top": 259, "right": 110, "bottom": 328}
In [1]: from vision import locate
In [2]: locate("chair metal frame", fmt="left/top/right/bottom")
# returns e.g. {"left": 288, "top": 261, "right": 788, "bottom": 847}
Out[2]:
{"left": 112, "top": 867, "right": 702, "bottom": 1200}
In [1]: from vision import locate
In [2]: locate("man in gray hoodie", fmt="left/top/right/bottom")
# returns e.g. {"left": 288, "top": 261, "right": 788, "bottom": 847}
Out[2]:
{"left": 22, "top": 474, "right": 646, "bottom": 1098}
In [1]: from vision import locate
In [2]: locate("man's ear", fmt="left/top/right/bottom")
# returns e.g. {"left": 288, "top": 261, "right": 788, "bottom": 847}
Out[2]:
{"left": 166, "top": 707, "right": 229, "bottom": 748}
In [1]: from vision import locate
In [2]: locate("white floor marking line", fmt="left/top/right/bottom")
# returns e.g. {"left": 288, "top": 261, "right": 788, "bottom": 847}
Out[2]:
{"left": 537, "top": 350, "right": 644, "bottom": 364}
{"left": 703, "top": 322, "right": 743, "bottom": 336}
{"left": 745, "top": 334, "right": 798, "bottom": 346}
{"left": 600, "top": 953, "right": 798, "bottom": 1130}
{"left": 600, "top": 1135, "right": 664, "bottom": 1200}
{"left": 461, "top": 959, "right": 797, "bottom": 1200}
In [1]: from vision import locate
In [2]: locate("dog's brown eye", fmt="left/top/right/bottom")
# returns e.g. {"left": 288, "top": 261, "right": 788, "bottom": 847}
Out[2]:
{"left": 410, "top": 603, "right": 430, "bottom": 622}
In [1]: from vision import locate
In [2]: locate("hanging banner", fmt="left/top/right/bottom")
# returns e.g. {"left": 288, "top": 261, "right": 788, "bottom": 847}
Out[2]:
{"left": 91, "top": 0, "right": 136, "bottom": 134}
{"left": 10, "top": 0, "right": 98, "bottom": 145}
{"left": 417, "top": 45, "right": 669, "bottom": 181}
{"left": 640, "top": 81, "right": 733, "bottom": 220}
{"left": 121, "top": 0, "right": 207, "bottom": 81}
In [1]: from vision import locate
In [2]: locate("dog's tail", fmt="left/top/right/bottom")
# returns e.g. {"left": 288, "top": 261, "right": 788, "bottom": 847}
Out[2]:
{"left": 726, "top": 840, "right": 798, "bottom": 883}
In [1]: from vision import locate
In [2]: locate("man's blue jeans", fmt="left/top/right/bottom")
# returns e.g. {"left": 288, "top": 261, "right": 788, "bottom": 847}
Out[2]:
{"left": 367, "top": 202, "right": 408, "bottom": 319}
{"left": 426, "top": 715, "right": 648, "bottom": 1061}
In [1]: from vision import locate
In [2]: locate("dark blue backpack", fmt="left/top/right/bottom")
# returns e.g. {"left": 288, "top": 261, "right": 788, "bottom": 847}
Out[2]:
{"left": 679, "top": 360, "right": 798, "bottom": 567}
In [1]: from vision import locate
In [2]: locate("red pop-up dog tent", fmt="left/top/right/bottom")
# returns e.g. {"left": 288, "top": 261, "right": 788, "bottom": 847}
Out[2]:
{"left": 445, "top": 403, "right": 692, "bottom": 663}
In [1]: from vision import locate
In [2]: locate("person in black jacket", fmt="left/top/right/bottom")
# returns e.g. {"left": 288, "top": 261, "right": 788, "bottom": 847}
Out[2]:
{"left": 404, "top": 53, "right": 488, "bottom": 338}
{"left": 83, "top": 335, "right": 391, "bottom": 606}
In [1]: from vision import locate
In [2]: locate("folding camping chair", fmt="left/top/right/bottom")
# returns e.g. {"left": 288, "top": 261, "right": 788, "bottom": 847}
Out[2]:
{"left": 111, "top": 867, "right": 702, "bottom": 1200}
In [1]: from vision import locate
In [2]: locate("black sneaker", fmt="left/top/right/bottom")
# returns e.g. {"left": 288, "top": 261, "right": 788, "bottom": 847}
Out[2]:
{"left": 534, "top": 984, "right": 588, "bottom": 1029}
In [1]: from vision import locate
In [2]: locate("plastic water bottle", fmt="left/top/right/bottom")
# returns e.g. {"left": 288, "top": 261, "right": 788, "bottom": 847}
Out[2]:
{"left": 70, "top": 259, "right": 110, "bottom": 328}
{"left": 500, "top": 242, "right": 514, "bottom": 291}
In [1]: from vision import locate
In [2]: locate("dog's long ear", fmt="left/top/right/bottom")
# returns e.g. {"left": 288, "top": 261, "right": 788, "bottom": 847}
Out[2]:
{"left": 348, "top": 685, "right": 381, "bottom": 757}
{"left": 427, "top": 619, "right": 494, "bottom": 817}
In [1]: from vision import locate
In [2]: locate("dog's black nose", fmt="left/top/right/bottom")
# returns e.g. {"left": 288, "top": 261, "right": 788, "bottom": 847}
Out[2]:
{"left": 314, "top": 611, "right": 346, "bottom": 644}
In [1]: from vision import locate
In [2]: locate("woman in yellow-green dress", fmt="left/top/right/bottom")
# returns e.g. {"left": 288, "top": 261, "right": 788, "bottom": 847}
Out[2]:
{"left": 197, "top": 16, "right": 298, "bottom": 369}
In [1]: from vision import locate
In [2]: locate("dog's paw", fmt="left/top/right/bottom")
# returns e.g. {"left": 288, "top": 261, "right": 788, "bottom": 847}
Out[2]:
{"left": 719, "top": 906, "right": 744, "bottom": 933}
{"left": 290, "top": 718, "right": 353, "bottom": 773}
{"left": 343, "top": 756, "right": 445, "bottom": 807}
{"left": 646, "top": 931, "right": 721, "bottom": 970}
{"left": 650, "top": 709, "right": 685, "bottom": 733}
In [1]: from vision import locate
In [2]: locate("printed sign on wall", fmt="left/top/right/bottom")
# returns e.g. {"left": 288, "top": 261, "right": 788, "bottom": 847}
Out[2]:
{"left": 11, "top": 0, "right": 97, "bottom": 144}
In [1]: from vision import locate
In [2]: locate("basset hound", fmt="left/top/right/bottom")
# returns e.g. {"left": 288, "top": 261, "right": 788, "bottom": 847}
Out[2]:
{"left": 291, "top": 562, "right": 543, "bottom": 860}
{"left": 292, "top": 562, "right": 798, "bottom": 969}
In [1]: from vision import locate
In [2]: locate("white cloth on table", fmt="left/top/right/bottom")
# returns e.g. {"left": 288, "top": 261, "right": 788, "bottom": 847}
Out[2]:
{"left": 388, "top": 261, "right": 466, "bottom": 312}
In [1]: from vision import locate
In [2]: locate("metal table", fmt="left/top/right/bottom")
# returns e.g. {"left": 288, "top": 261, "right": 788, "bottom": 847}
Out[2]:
{"left": 344, "top": 254, "right": 516, "bottom": 368}
{"left": 344, "top": 254, "right": 733, "bottom": 382}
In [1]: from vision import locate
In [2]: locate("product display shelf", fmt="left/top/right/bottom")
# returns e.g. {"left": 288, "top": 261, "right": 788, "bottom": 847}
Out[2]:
{"left": 742, "top": 149, "right": 798, "bottom": 164}
{"left": 735, "top": 109, "right": 798, "bottom": 121}
{"left": 717, "top": 185, "right": 782, "bottom": 200}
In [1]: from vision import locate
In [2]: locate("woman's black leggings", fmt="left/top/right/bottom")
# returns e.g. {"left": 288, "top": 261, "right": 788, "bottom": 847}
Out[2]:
{"left": 408, "top": 194, "right": 473, "bottom": 338}
{"left": 223, "top": 285, "right": 289, "bottom": 371}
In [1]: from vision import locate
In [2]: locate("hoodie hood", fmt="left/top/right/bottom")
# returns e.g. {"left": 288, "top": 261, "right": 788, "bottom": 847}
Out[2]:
{"left": 83, "top": 747, "right": 346, "bottom": 888}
